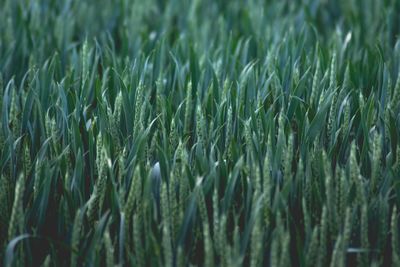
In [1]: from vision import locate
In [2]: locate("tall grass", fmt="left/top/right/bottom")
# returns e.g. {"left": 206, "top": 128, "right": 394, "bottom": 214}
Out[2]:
{"left": 1, "top": 0, "right": 400, "bottom": 266}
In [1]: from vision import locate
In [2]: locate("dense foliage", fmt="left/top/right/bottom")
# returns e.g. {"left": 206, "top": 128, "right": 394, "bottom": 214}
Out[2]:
{"left": 1, "top": 0, "right": 400, "bottom": 266}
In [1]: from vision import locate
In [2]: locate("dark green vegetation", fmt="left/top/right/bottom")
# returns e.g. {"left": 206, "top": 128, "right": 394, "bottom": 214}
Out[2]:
{"left": 1, "top": 0, "right": 400, "bottom": 266}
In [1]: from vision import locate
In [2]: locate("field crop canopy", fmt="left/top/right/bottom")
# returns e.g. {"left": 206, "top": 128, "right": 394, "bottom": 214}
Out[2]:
{"left": 1, "top": 0, "right": 400, "bottom": 266}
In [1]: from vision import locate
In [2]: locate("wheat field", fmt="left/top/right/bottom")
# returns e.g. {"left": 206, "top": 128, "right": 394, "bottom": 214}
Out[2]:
{"left": 1, "top": 0, "right": 400, "bottom": 266}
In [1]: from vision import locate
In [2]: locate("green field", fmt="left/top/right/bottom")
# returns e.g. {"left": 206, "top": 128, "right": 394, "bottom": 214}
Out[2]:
{"left": 1, "top": 0, "right": 400, "bottom": 266}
